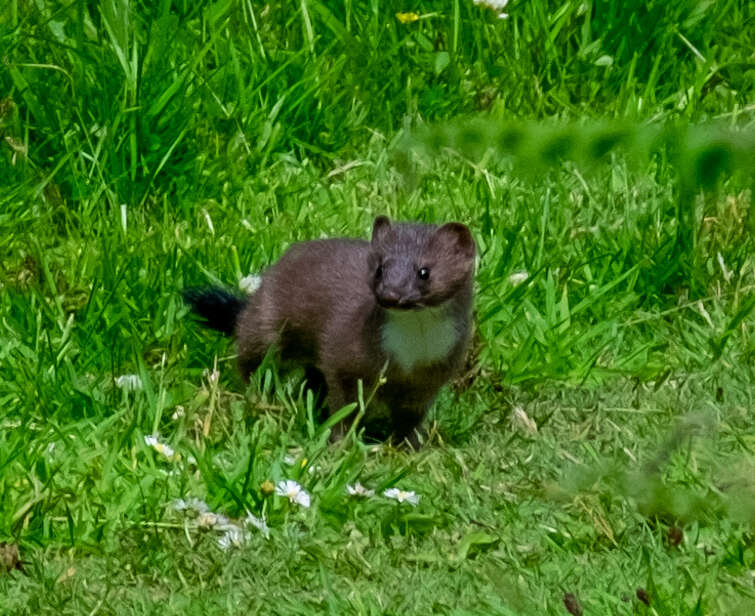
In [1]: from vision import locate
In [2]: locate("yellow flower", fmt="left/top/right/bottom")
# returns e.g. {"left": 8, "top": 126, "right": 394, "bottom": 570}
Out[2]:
{"left": 395, "top": 12, "right": 419, "bottom": 24}
{"left": 261, "top": 480, "right": 275, "bottom": 496}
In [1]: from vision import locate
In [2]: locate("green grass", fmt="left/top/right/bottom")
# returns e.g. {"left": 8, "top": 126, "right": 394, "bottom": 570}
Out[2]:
{"left": 1, "top": 1, "right": 754, "bottom": 614}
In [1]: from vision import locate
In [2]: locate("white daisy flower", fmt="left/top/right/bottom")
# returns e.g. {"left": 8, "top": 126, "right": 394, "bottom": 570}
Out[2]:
{"left": 197, "top": 511, "right": 230, "bottom": 528}
{"left": 474, "top": 0, "right": 509, "bottom": 18}
{"left": 245, "top": 513, "right": 270, "bottom": 539}
{"left": 115, "top": 374, "right": 143, "bottom": 391}
{"left": 383, "top": 488, "right": 420, "bottom": 506}
{"left": 275, "top": 480, "right": 311, "bottom": 508}
{"left": 346, "top": 482, "right": 375, "bottom": 498}
{"left": 144, "top": 435, "right": 177, "bottom": 460}
{"left": 239, "top": 274, "right": 262, "bottom": 295}
{"left": 171, "top": 497, "right": 210, "bottom": 513}
{"left": 508, "top": 270, "right": 529, "bottom": 286}
{"left": 217, "top": 526, "right": 249, "bottom": 550}
{"left": 171, "top": 498, "right": 188, "bottom": 511}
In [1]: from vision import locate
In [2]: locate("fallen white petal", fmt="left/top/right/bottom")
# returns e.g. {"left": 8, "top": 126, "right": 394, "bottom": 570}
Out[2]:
{"left": 508, "top": 270, "right": 529, "bottom": 286}
{"left": 512, "top": 405, "right": 538, "bottom": 434}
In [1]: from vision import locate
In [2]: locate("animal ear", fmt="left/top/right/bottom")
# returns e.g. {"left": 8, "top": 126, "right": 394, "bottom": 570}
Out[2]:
{"left": 371, "top": 216, "right": 392, "bottom": 244}
{"left": 430, "top": 222, "right": 476, "bottom": 261}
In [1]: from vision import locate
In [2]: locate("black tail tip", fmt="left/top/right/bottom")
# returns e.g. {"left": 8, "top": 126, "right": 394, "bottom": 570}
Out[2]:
{"left": 182, "top": 286, "right": 246, "bottom": 337}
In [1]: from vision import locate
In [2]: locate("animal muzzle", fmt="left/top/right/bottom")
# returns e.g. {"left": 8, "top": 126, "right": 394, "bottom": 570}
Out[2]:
{"left": 375, "top": 288, "right": 421, "bottom": 310}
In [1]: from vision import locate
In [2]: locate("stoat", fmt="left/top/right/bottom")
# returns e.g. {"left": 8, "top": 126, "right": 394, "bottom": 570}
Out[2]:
{"left": 184, "top": 216, "right": 476, "bottom": 446}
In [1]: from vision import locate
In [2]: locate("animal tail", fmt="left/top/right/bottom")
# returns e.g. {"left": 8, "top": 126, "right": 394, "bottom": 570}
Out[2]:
{"left": 182, "top": 287, "right": 246, "bottom": 337}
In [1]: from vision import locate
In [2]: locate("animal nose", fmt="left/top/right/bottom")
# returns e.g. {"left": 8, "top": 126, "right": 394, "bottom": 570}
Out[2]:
{"left": 380, "top": 290, "right": 401, "bottom": 307}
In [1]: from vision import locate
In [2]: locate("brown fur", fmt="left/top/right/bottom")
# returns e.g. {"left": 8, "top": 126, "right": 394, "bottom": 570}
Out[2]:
{"left": 234, "top": 216, "right": 476, "bottom": 445}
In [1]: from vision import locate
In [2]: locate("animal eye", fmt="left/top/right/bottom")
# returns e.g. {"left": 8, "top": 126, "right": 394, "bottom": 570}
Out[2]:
{"left": 418, "top": 267, "right": 430, "bottom": 280}
{"left": 375, "top": 264, "right": 383, "bottom": 279}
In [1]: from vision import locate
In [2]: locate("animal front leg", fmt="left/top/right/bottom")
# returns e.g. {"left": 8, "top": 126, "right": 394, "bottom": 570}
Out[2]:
{"left": 323, "top": 373, "right": 359, "bottom": 442}
{"left": 389, "top": 402, "right": 429, "bottom": 449}
{"left": 303, "top": 366, "right": 328, "bottom": 410}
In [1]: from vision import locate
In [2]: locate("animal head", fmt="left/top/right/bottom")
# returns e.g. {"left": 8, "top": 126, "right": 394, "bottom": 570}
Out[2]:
{"left": 368, "top": 216, "right": 476, "bottom": 310}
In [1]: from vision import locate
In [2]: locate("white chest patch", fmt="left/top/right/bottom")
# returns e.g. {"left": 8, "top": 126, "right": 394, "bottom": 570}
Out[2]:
{"left": 381, "top": 305, "right": 459, "bottom": 373}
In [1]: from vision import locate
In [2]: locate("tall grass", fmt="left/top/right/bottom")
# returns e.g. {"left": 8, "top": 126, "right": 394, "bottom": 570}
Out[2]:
{"left": 2, "top": 1, "right": 752, "bottom": 207}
